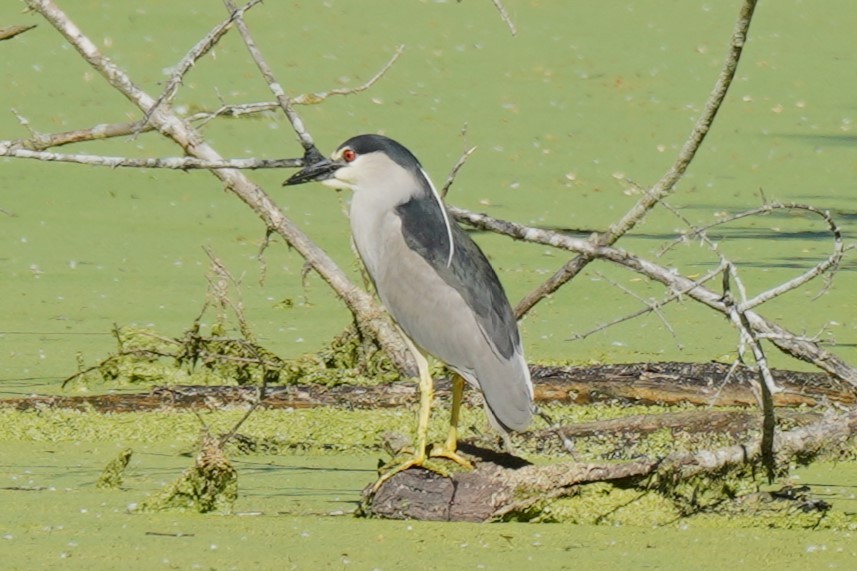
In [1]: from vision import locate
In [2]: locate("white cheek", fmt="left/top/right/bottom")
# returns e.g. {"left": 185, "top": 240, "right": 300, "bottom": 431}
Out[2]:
{"left": 321, "top": 169, "right": 354, "bottom": 190}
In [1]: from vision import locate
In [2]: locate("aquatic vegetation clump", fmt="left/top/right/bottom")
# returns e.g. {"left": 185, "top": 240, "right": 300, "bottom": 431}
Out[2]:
{"left": 277, "top": 324, "right": 401, "bottom": 387}
{"left": 96, "top": 447, "right": 133, "bottom": 489}
{"left": 64, "top": 323, "right": 286, "bottom": 389}
{"left": 63, "top": 320, "right": 402, "bottom": 390}
{"left": 138, "top": 431, "right": 237, "bottom": 514}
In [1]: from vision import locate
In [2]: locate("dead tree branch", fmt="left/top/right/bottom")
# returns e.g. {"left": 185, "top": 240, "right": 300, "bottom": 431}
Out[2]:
{"left": 570, "top": 262, "right": 726, "bottom": 342}
{"left": 0, "top": 24, "right": 37, "bottom": 41}
{"left": 9, "top": 362, "right": 856, "bottom": 413}
{"left": 490, "top": 0, "right": 517, "bottom": 37}
{"left": 450, "top": 205, "right": 857, "bottom": 385}
{"left": 514, "top": 0, "right": 759, "bottom": 317}
{"left": 224, "top": 0, "right": 315, "bottom": 153}
{"left": 23, "top": 0, "right": 415, "bottom": 375}
{"left": 143, "top": 1, "right": 263, "bottom": 129}
{"left": 0, "top": 147, "right": 301, "bottom": 169}
{"left": 440, "top": 145, "right": 478, "bottom": 198}
{"left": 187, "top": 46, "right": 403, "bottom": 127}
{"left": 722, "top": 264, "right": 778, "bottom": 481}
{"left": 2, "top": 47, "right": 401, "bottom": 153}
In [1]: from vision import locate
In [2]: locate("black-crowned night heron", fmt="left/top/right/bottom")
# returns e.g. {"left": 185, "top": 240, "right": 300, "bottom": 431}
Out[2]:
{"left": 285, "top": 134, "right": 533, "bottom": 485}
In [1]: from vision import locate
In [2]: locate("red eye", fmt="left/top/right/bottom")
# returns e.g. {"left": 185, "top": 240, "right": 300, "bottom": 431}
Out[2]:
{"left": 342, "top": 148, "right": 357, "bottom": 162}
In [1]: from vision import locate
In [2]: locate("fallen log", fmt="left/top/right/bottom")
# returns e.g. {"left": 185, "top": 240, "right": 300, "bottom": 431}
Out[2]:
{"left": 3, "top": 362, "right": 853, "bottom": 413}
{"left": 362, "top": 406, "right": 857, "bottom": 521}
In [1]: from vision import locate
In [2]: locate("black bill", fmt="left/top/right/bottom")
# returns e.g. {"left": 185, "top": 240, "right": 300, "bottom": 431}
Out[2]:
{"left": 283, "top": 157, "right": 343, "bottom": 186}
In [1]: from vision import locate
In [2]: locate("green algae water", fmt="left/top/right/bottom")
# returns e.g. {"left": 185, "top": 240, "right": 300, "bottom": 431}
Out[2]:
{"left": 2, "top": 1, "right": 857, "bottom": 568}
{"left": 2, "top": 420, "right": 857, "bottom": 569}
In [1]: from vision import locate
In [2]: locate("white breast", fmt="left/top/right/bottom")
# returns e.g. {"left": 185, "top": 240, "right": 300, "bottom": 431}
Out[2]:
{"left": 348, "top": 186, "right": 403, "bottom": 284}
{"left": 346, "top": 156, "right": 419, "bottom": 282}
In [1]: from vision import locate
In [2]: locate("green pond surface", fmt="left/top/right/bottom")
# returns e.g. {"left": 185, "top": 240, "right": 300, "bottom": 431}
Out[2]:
{"left": 2, "top": 442, "right": 856, "bottom": 570}
{"left": 2, "top": 0, "right": 857, "bottom": 568}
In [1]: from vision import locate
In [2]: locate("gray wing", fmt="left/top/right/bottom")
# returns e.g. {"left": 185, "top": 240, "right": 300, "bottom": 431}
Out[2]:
{"left": 396, "top": 197, "right": 518, "bottom": 355}
{"left": 375, "top": 197, "right": 533, "bottom": 431}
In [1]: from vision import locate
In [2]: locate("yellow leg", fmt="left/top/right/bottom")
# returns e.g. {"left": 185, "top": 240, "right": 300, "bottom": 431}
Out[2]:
{"left": 371, "top": 337, "right": 432, "bottom": 492}
{"left": 430, "top": 374, "right": 473, "bottom": 469}
{"left": 410, "top": 343, "right": 433, "bottom": 465}
{"left": 446, "top": 374, "right": 464, "bottom": 451}
{"left": 371, "top": 341, "right": 472, "bottom": 493}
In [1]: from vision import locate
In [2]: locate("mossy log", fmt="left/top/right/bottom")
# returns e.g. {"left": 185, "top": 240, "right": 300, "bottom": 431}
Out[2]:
{"left": 362, "top": 406, "right": 857, "bottom": 522}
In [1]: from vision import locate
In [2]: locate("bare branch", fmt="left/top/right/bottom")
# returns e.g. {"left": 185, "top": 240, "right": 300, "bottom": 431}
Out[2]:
{"left": 224, "top": 0, "right": 314, "bottom": 152}
{"left": 450, "top": 205, "right": 857, "bottom": 385}
{"left": 3, "top": 29, "right": 400, "bottom": 155}
{"left": 515, "top": 0, "right": 759, "bottom": 317}
{"left": 289, "top": 45, "right": 405, "bottom": 105}
{"left": 3, "top": 43, "right": 401, "bottom": 150}
{"left": 6, "top": 119, "right": 151, "bottom": 151}
{"left": 578, "top": 271, "right": 685, "bottom": 350}
{"left": 659, "top": 201, "right": 844, "bottom": 313}
{"left": 490, "top": 0, "right": 517, "bottom": 37}
{"left": 0, "top": 146, "right": 301, "bottom": 169}
{"left": 187, "top": 46, "right": 404, "bottom": 126}
{"left": 0, "top": 24, "right": 37, "bottom": 41}
{"left": 722, "top": 263, "right": 778, "bottom": 481}
{"left": 142, "top": 0, "right": 263, "bottom": 130}
{"left": 441, "top": 145, "right": 478, "bottom": 198}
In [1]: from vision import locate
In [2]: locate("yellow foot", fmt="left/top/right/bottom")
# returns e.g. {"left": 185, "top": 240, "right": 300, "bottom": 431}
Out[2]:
{"left": 429, "top": 445, "right": 474, "bottom": 470}
{"left": 371, "top": 449, "right": 475, "bottom": 494}
{"left": 371, "top": 455, "right": 426, "bottom": 493}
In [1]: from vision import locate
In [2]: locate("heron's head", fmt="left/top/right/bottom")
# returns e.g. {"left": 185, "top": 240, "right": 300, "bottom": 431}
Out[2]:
{"left": 284, "top": 134, "right": 428, "bottom": 200}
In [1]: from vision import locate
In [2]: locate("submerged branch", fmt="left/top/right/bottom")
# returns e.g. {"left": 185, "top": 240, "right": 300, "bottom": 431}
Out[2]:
{"left": 10, "top": 362, "right": 855, "bottom": 413}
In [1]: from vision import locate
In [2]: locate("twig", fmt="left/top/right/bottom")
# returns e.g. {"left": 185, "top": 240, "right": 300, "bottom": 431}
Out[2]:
{"left": 721, "top": 204, "right": 840, "bottom": 311}
{"left": 199, "top": 247, "right": 271, "bottom": 447}
{"left": 4, "top": 46, "right": 403, "bottom": 150}
{"left": 514, "top": 0, "right": 759, "bottom": 317}
{"left": 188, "top": 46, "right": 403, "bottom": 127}
{"left": 659, "top": 201, "right": 844, "bottom": 312}
{"left": 0, "top": 24, "right": 37, "bottom": 41}
{"left": 10, "top": 108, "right": 37, "bottom": 139}
{"left": 224, "top": 0, "right": 314, "bottom": 152}
{"left": 441, "top": 145, "right": 478, "bottom": 198}
{"left": 141, "top": 1, "right": 263, "bottom": 131}
{"left": 490, "top": 0, "right": 517, "bottom": 36}
{"left": 6, "top": 119, "right": 152, "bottom": 151}
{"left": 722, "top": 263, "right": 778, "bottom": 481}
{"left": 575, "top": 270, "right": 687, "bottom": 349}
{"left": 566, "top": 237, "right": 728, "bottom": 343}
{"left": 203, "top": 247, "right": 255, "bottom": 343}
